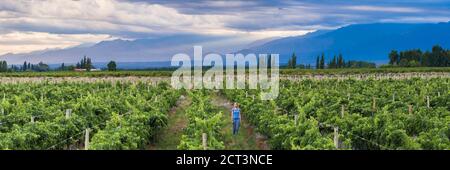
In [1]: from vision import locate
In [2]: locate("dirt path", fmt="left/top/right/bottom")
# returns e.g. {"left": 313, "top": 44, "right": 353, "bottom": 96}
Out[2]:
{"left": 148, "top": 95, "right": 190, "bottom": 150}
{"left": 148, "top": 92, "right": 269, "bottom": 150}
{"left": 211, "top": 92, "right": 270, "bottom": 150}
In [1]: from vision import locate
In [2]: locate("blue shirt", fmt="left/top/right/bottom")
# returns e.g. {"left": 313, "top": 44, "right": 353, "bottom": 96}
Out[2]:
{"left": 232, "top": 108, "right": 240, "bottom": 119}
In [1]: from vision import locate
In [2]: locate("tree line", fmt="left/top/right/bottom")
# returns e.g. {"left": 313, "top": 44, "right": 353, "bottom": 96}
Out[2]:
{"left": 0, "top": 60, "right": 50, "bottom": 72}
{"left": 0, "top": 56, "right": 117, "bottom": 72}
{"left": 285, "top": 52, "right": 375, "bottom": 69}
{"left": 316, "top": 53, "right": 375, "bottom": 69}
{"left": 21, "top": 61, "right": 50, "bottom": 72}
{"left": 76, "top": 56, "right": 94, "bottom": 70}
{"left": 388, "top": 45, "right": 450, "bottom": 67}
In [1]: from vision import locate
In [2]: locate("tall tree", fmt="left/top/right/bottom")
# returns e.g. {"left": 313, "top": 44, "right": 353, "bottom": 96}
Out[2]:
{"left": 287, "top": 57, "right": 292, "bottom": 68}
{"left": 86, "top": 58, "right": 92, "bottom": 71}
{"left": 23, "top": 61, "right": 27, "bottom": 71}
{"left": 388, "top": 50, "right": 399, "bottom": 65}
{"left": 0, "top": 61, "right": 7, "bottom": 72}
{"left": 291, "top": 53, "right": 297, "bottom": 69}
{"left": 82, "top": 56, "right": 87, "bottom": 69}
{"left": 107, "top": 61, "right": 117, "bottom": 71}
{"left": 329, "top": 55, "right": 337, "bottom": 68}
{"left": 320, "top": 53, "right": 325, "bottom": 69}
{"left": 316, "top": 56, "right": 320, "bottom": 69}
{"left": 337, "top": 54, "right": 344, "bottom": 68}
{"left": 431, "top": 45, "right": 445, "bottom": 67}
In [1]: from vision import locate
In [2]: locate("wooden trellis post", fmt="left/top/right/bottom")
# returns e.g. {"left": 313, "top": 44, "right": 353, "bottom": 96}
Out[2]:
{"left": 408, "top": 105, "right": 413, "bottom": 114}
{"left": 31, "top": 116, "right": 35, "bottom": 123}
{"left": 427, "top": 96, "right": 430, "bottom": 108}
{"left": 294, "top": 114, "right": 299, "bottom": 126}
{"left": 85, "top": 128, "right": 90, "bottom": 150}
{"left": 372, "top": 97, "right": 376, "bottom": 111}
{"left": 65, "top": 109, "right": 72, "bottom": 119}
{"left": 341, "top": 105, "right": 345, "bottom": 118}
{"left": 438, "top": 92, "right": 441, "bottom": 97}
{"left": 333, "top": 127, "right": 339, "bottom": 149}
{"left": 392, "top": 93, "right": 395, "bottom": 102}
{"left": 202, "top": 133, "right": 207, "bottom": 150}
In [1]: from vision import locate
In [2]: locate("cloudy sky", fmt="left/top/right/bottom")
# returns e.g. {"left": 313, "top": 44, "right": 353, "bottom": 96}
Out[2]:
{"left": 0, "top": 0, "right": 449, "bottom": 55}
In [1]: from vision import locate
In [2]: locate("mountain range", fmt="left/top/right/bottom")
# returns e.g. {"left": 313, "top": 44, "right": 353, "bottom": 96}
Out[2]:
{"left": 1, "top": 22, "right": 450, "bottom": 67}
{"left": 239, "top": 22, "right": 450, "bottom": 65}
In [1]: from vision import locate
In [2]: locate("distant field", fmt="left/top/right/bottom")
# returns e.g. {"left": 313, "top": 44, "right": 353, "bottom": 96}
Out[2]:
{"left": 280, "top": 67, "right": 450, "bottom": 75}
{"left": 0, "top": 70, "right": 173, "bottom": 77}
{"left": 0, "top": 67, "right": 449, "bottom": 77}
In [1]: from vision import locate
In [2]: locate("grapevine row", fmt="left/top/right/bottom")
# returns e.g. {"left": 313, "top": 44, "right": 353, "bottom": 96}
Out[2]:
{"left": 0, "top": 81, "right": 179, "bottom": 149}
{"left": 223, "top": 78, "right": 449, "bottom": 149}
{"left": 177, "top": 90, "right": 225, "bottom": 150}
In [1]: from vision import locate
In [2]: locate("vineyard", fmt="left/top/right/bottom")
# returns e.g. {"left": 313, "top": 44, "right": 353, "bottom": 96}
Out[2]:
{"left": 0, "top": 77, "right": 449, "bottom": 150}
{"left": 0, "top": 81, "right": 179, "bottom": 149}
{"left": 223, "top": 78, "right": 450, "bottom": 149}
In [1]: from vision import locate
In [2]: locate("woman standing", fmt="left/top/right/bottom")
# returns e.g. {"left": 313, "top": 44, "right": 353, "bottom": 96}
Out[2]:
{"left": 231, "top": 102, "right": 241, "bottom": 135}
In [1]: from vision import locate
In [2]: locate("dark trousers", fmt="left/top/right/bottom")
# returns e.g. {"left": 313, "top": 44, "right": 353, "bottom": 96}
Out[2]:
{"left": 233, "top": 118, "right": 240, "bottom": 135}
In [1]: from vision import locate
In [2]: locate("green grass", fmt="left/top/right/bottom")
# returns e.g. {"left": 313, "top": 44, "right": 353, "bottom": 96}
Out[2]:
{"left": 220, "top": 106, "right": 258, "bottom": 150}
{"left": 149, "top": 97, "right": 190, "bottom": 150}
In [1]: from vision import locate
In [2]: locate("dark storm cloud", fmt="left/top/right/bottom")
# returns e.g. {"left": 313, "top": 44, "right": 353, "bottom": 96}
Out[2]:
{"left": 0, "top": 0, "right": 449, "bottom": 55}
